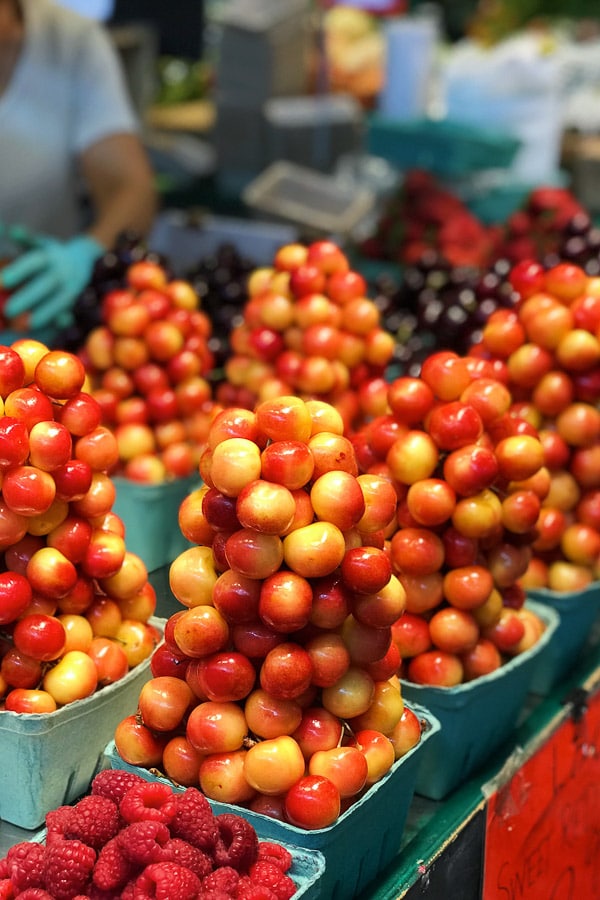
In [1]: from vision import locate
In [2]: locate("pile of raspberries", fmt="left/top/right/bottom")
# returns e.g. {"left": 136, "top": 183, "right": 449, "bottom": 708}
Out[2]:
{"left": 0, "top": 769, "right": 299, "bottom": 899}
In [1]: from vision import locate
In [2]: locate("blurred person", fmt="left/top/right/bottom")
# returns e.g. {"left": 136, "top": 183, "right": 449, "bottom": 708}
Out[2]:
{"left": 0, "top": 0, "right": 157, "bottom": 334}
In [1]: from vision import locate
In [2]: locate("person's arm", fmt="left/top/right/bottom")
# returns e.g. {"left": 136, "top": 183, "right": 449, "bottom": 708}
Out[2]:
{"left": 81, "top": 131, "right": 158, "bottom": 251}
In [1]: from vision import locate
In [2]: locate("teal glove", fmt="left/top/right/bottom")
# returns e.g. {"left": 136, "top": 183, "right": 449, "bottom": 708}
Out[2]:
{"left": 0, "top": 234, "right": 104, "bottom": 330}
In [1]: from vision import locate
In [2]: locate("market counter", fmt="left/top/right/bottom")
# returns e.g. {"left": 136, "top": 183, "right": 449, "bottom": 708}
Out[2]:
{"left": 1, "top": 622, "right": 598, "bottom": 899}
{"left": 359, "top": 634, "right": 600, "bottom": 899}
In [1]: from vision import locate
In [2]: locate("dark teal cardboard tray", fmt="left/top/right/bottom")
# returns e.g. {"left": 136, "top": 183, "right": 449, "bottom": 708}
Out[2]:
{"left": 400, "top": 601, "right": 559, "bottom": 801}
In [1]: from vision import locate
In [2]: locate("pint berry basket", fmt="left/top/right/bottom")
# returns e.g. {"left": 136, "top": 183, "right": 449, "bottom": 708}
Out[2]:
{"left": 400, "top": 601, "right": 559, "bottom": 801}
{"left": 0, "top": 617, "right": 165, "bottom": 831}
{"left": 107, "top": 702, "right": 441, "bottom": 899}
{"left": 111, "top": 475, "right": 199, "bottom": 571}
{"left": 525, "top": 583, "right": 600, "bottom": 695}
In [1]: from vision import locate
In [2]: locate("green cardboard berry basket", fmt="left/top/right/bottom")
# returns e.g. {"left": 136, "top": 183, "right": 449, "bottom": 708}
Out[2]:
{"left": 0, "top": 617, "right": 165, "bottom": 831}
{"left": 400, "top": 601, "right": 559, "bottom": 801}
{"left": 111, "top": 475, "right": 200, "bottom": 571}
{"left": 525, "top": 582, "right": 600, "bottom": 696}
{"left": 106, "top": 702, "right": 441, "bottom": 899}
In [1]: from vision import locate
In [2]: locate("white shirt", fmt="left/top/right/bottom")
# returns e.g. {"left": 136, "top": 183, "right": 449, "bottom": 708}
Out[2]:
{"left": 0, "top": 0, "right": 138, "bottom": 242}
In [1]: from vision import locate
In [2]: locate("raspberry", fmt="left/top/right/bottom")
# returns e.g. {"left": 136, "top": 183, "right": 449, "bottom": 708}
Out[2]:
{"left": 86, "top": 888, "right": 126, "bottom": 900}
{"left": 45, "top": 805, "right": 73, "bottom": 844}
{"left": 11, "top": 891, "right": 55, "bottom": 900}
{"left": 6, "top": 841, "right": 45, "bottom": 892}
{"left": 121, "top": 883, "right": 136, "bottom": 900}
{"left": 160, "top": 837, "right": 213, "bottom": 879}
{"left": 64, "top": 794, "right": 121, "bottom": 850}
{"left": 91, "top": 768, "right": 146, "bottom": 805}
{"left": 117, "top": 820, "right": 170, "bottom": 865}
{"left": 170, "top": 787, "right": 219, "bottom": 853}
{"left": 43, "top": 838, "right": 96, "bottom": 900}
{"left": 201, "top": 864, "right": 240, "bottom": 894}
{"left": 235, "top": 880, "right": 279, "bottom": 900}
{"left": 0, "top": 880, "right": 11, "bottom": 900}
{"left": 248, "top": 860, "right": 296, "bottom": 900}
{"left": 257, "top": 842, "right": 293, "bottom": 873}
{"left": 213, "top": 814, "right": 259, "bottom": 873}
{"left": 93, "top": 836, "right": 137, "bottom": 892}
{"left": 133, "top": 861, "right": 202, "bottom": 899}
{"left": 119, "top": 782, "right": 178, "bottom": 826}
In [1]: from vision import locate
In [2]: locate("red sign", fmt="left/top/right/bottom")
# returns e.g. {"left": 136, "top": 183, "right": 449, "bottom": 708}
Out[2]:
{"left": 483, "top": 688, "right": 600, "bottom": 900}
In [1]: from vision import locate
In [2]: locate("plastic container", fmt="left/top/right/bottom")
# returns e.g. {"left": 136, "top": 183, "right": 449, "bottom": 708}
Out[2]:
{"left": 213, "top": 0, "right": 311, "bottom": 104}
{"left": 400, "top": 601, "right": 559, "bottom": 801}
{"left": 526, "top": 583, "right": 600, "bottom": 696}
{"left": 242, "top": 161, "right": 376, "bottom": 239}
{"left": 107, "top": 703, "right": 441, "bottom": 899}
{"left": 264, "top": 94, "right": 362, "bottom": 172}
{"left": 0, "top": 618, "right": 164, "bottom": 831}
{"left": 111, "top": 475, "right": 199, "bottom": 571}
{"left": 148, "top": 209, "right": 299, "bottom": 275}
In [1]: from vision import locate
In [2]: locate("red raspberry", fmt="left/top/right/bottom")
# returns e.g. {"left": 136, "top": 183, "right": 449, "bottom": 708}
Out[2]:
{"left": 45, "top": 805, "right": 73, "bottom": 844}
{"left": 87, "top": 888, "right": 127, "bottom": 900}
{"left": 201, "top": 864, "right": 240, "bottom": 894}
{"left": 91, "top": 768, "right": 146, "bottom": 804}
{"left": 93, "top": 836, "right": 137, "bottom": 892}
{"left": 43, "top": 838, "right": 96, "bottom": 900}
{"left": 121, "top": 883, "right": 136, "bottom": 900}
{"left": 0, "top": 880, "right": 11, "bottom": 900}
{"left": 11, "top": 891, "right": 55, "bottom": 900}
{"left": 257, "top": 842, "right": 293, "bottom": 873}
{"left": 200, "top": 892, "right": 236, "bottom": 900}
{"left": 170, "top": 787, "right": 219, "bottom": 853}
{"left": 248, "top": 860, "right": 296, "bottom": 900}
{"left": 160, "top": 837, "right": 213, "bottom": 879}
{"left": 6, "top": 841, "right": 45, "bottom": 892}
{"left": 235, "top": 880, "right": 279, "bottom": 900}
{"left": 119, "top": 782, "right": 177, "bottom": 826}
{"left": 117, "top": 820, "right": 170, "bottom": 865}
{"left": 133, "top": 861, "right": 202, "bottom": 899}
{"left": 64, "top": 794, "right": 121, "bottom": 850}
{"left": 213, "top": 814, "right": 259, "bottom": 873}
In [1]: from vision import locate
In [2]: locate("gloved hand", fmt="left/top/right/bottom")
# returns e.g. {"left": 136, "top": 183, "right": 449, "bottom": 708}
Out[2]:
{"left": 0, "top": 233, "right": 104, "bottom": 330}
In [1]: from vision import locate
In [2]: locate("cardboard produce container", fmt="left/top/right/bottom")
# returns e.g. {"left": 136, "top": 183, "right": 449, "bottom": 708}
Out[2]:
{"left": 400, "top": 602, "right": 559, "bottom": 801}
{"left": 107, "top": 703, "right": 441, "bottom": 899}
{"left": 0, "top": 618, "right": 164, "bottom": 831}
{"left": 526, "top": 582, "right": 600, "bottom": 695}
{"left": 111, "top": 475, "right": 200, "bottom": 572}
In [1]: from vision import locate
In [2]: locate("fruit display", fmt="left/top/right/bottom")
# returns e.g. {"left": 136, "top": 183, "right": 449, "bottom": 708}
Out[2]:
{"left": 358, "top": 170, "right": 587, "bottom": 270}
{"left": 187, "top": 243, "right": 257, "bottom": 375}
{"left": 80, "top": 258, "right": 219, "bottom": 484}
{"left": 350, "top": 350, "right": 550, "bottom": 686}
{"left": 472, "top": 259, "right": 600, "bottom": 593}
{"left": 217, "top": 240, "right": 396, "bottom": 432}
{"left": 0, "top": 769, "right": 309, "bottom": 899}
{"left": 0, "top": 341, "right": 161, "bottom": 713}
{"left": 53, "top": 233, "right": 169, "bottom": 353}
{"left": 114, "top": 395, "right": 425, "bottom": 830}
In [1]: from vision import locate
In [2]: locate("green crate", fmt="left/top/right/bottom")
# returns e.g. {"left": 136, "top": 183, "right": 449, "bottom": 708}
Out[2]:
{"left": 366, "top": 115, "right": 521, "bottom": 179}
